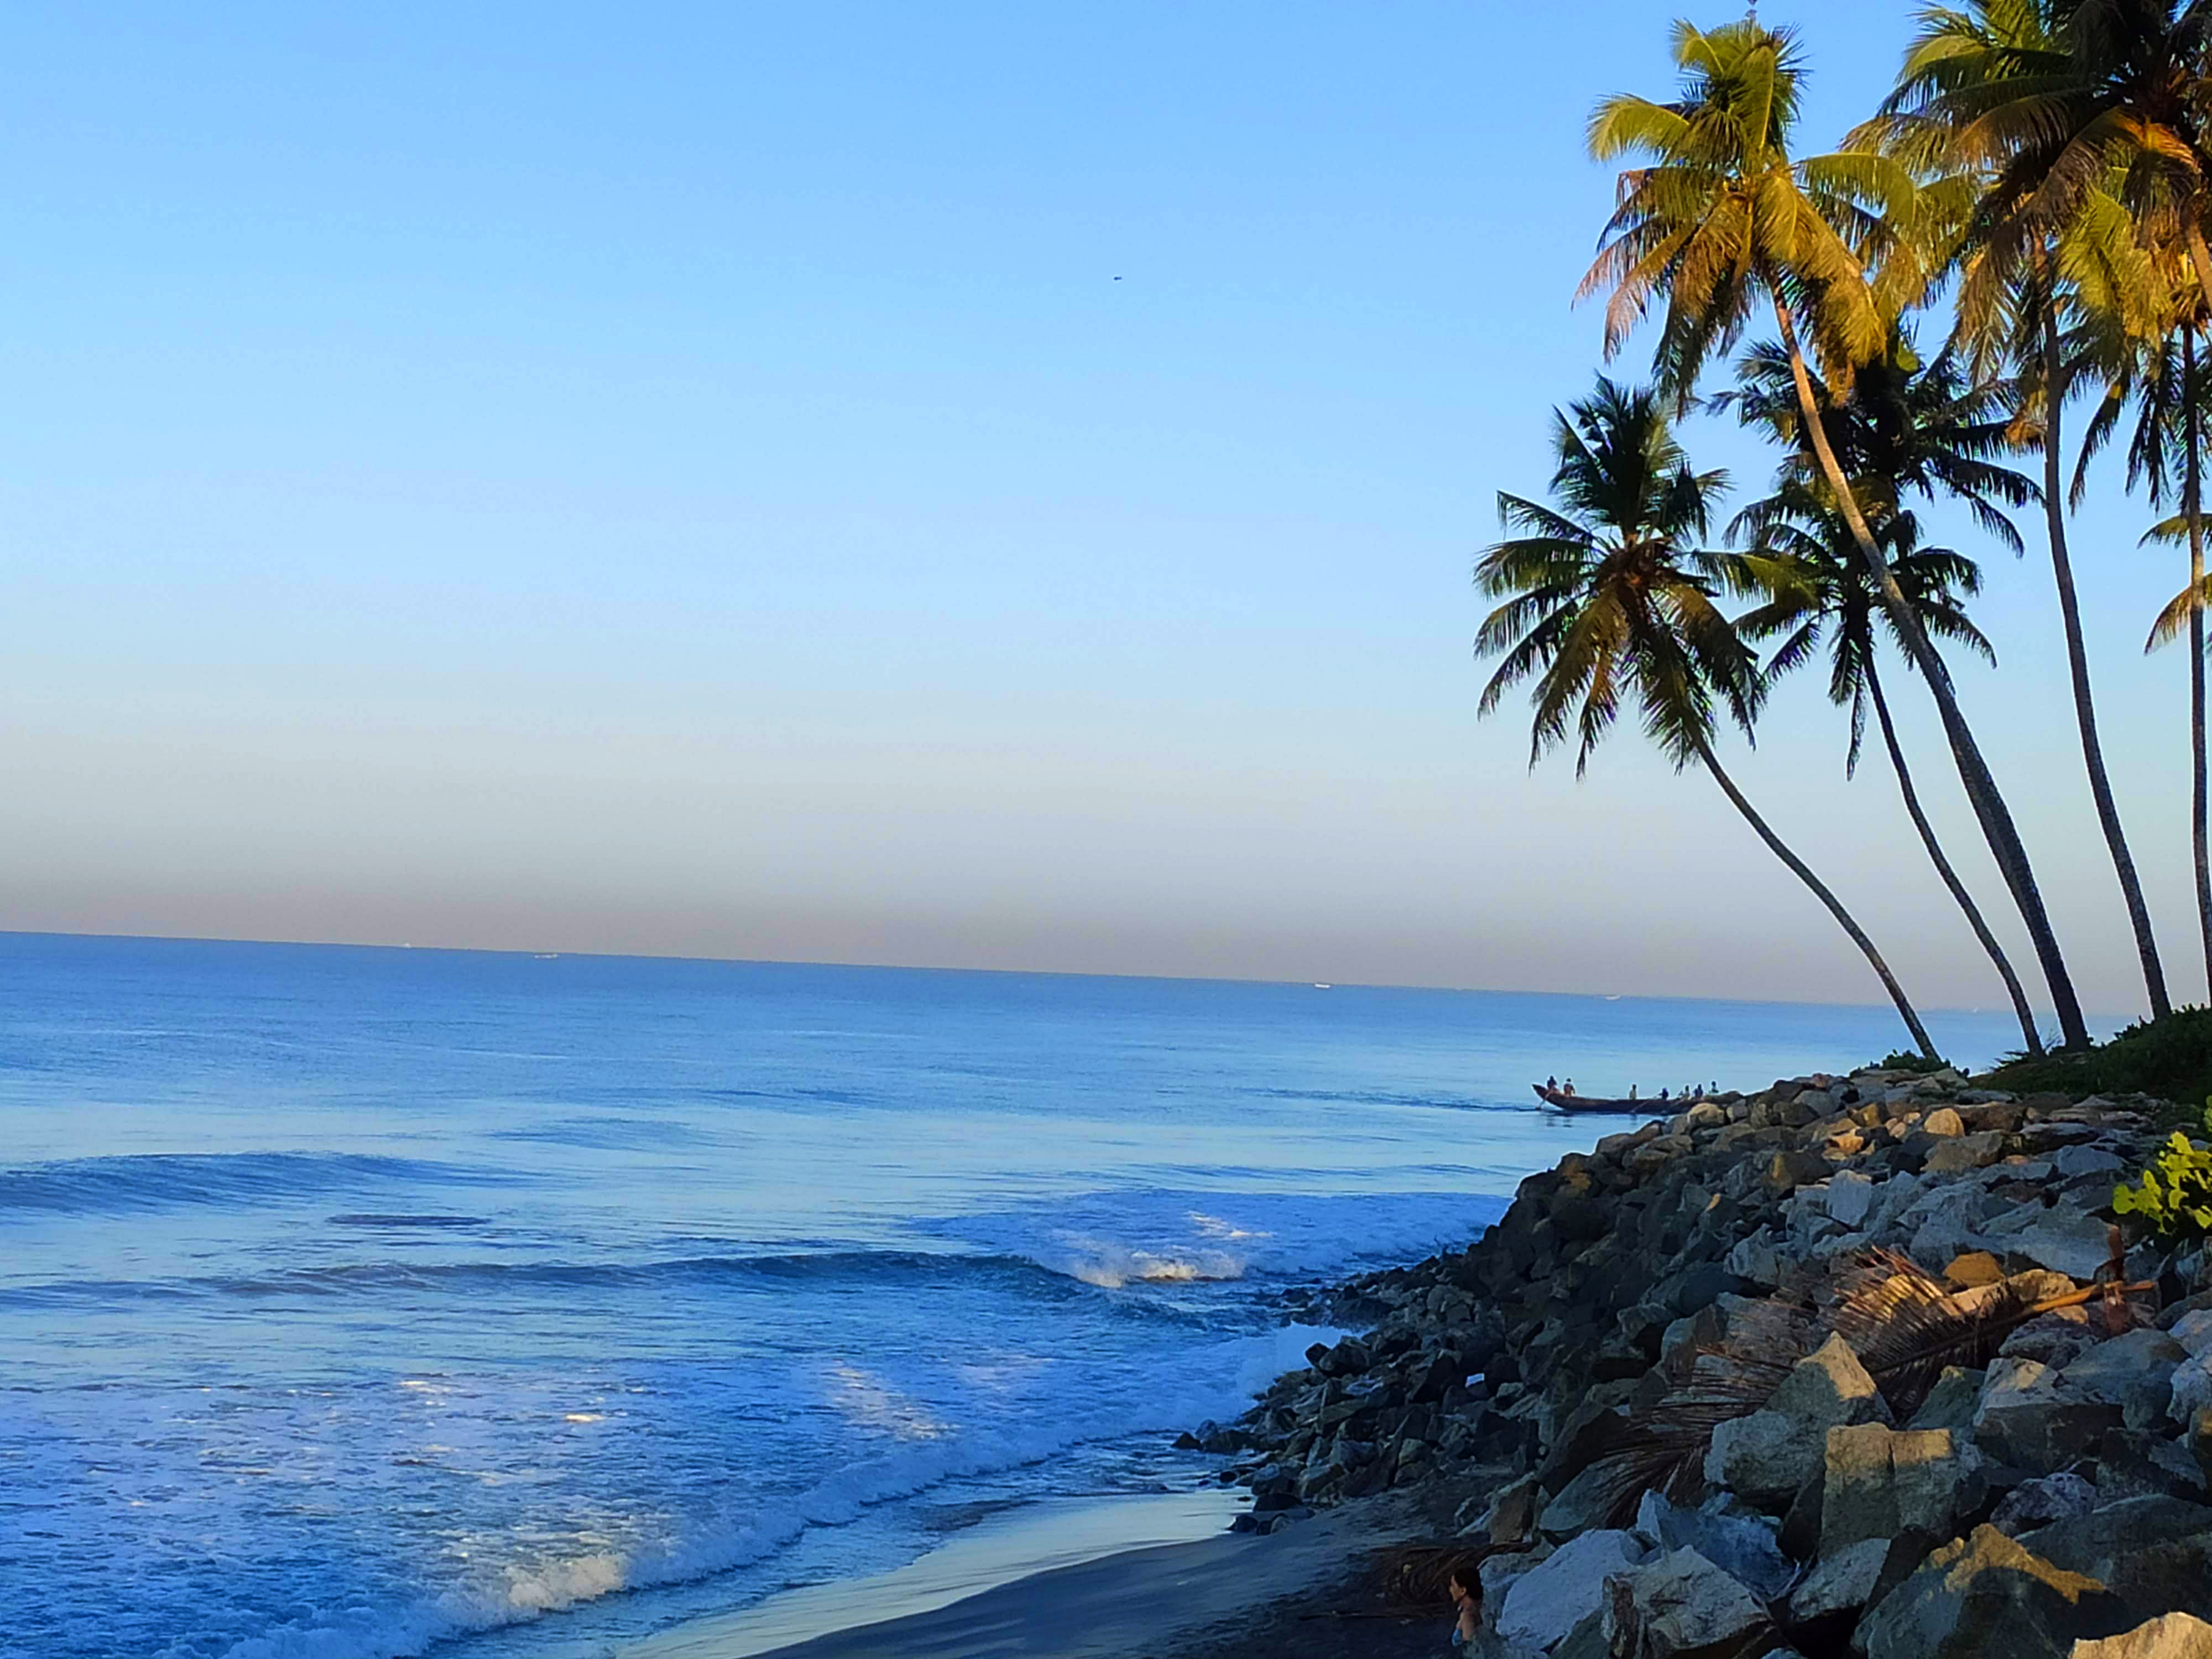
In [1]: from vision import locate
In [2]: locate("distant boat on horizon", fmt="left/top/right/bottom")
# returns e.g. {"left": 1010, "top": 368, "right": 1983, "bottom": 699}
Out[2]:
{"left": 1312, "top": 982, "right": 1331, "bottom": 989}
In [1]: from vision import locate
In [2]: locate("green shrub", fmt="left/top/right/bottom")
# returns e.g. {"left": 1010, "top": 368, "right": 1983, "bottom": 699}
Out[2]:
{"left": 1876, "top": 1049, "right": 1949, "bottom": 1075}
{"left": 1980, "top": 1007, "right": 2212, "bottom": 1128}
{"left": 2112, "top": 1099, "right": 2212, "bottom": 1241}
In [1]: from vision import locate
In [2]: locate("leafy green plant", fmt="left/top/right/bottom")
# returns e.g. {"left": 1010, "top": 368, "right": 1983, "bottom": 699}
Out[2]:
{"left": 1875, "top": 1050, "right": 1949, "bottom": 1075}
{"left": 2112, "top": 1100, "right": 2212, "bottom": 1240}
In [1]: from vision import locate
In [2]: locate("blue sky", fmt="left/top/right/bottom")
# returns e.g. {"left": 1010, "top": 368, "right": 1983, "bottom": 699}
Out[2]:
{"left": 0, "top": 2, "right": 2198, "bottom": 1018}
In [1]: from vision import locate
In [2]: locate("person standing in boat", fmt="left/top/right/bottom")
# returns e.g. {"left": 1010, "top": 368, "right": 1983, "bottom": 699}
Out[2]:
{"left": 1545, "top": 1075, "right": 1557, "bottom": 1092}
{"left": 1563, "top": 1078, "right": 1574, "bottom": 1096}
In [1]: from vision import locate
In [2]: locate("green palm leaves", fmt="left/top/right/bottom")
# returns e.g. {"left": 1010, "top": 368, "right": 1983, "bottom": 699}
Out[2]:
{"left": 1477, "top": 380, "right": 1757, "bottom": 775}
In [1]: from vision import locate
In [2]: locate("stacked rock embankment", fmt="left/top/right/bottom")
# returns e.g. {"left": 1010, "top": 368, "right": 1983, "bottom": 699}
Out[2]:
{"left": 1188, "top": 1067, "right": 2212, "bottom": 1657}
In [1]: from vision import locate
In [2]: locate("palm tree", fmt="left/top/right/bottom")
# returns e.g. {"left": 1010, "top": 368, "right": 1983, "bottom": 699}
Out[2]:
{"left": 1734, "top": 483, "right": 2042, "bottom": 1051}
{"left": 1475, "top": 378, "right": 1938, "bottom": 1057}
{"left": 1583, "top": 18, "right": 2090, "bottom": 1048}
{"left": 1885, "top": 0, "right": 2212, "bottom": 326}
{"left": 2083, "top": 306, "right": 2212, "bottom": 994}
{"left": 1874, "top": 0, "right": 2179, "bottom": 1019}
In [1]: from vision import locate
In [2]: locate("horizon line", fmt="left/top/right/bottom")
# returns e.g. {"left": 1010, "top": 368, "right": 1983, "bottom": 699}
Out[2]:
{"left": 0, "top": 925, "right": 2097, "bottom": 1023}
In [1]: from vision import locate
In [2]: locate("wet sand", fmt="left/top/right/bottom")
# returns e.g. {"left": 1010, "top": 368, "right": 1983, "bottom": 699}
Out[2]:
{"left": 620, "top": 1490, "right": 1451, "bottom": 1659}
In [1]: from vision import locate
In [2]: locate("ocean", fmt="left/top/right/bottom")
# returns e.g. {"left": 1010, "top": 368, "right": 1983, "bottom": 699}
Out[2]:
{"left": 0, "top": 933, "right": 2031, "bottom": 1659}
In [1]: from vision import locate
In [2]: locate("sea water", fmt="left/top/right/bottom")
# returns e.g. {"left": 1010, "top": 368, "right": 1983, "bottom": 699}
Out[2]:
{"left": 0, "top": 934, "right": 2030, "bottom": 1659}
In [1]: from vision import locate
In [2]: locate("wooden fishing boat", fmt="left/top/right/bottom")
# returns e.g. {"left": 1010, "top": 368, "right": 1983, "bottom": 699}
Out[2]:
{"left": 1531, "top": 1084, "right": 1661, "bottom": 1114}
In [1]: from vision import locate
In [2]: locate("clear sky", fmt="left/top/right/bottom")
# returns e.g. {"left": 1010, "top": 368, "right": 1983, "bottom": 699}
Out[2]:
{"left": 0, "top": 2, "right": 2199, "bottom": 1018}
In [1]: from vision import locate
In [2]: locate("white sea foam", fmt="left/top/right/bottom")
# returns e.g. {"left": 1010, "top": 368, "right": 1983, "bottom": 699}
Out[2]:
{"left": 200, "top": 1321, "right": 1345, "bottom": 1659}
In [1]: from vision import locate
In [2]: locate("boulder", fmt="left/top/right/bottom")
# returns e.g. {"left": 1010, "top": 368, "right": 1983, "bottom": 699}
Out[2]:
{"left": 2093, "top": 1428, "right": 2209, "bottom": 1504}
{"left": 2063, "top": 1329, "right": 2187, "bottom": 1431}
{"left": 1996, "top": 1207, "right": 2117, "bottom": 1281}
{"left": 2002, "top": 1311, "right": 2100, "bottom": 1370}
{"left": 1469, "top": 1473, "right": 1543, "bottom": 1544}
{"left": 1633, "top": 1490, "right": 1796, "bottom": 1602}
{"left": 1906, "top": 1367, "right": 1986, "bottom": 1434}
{"left": 2053, "top": 1145, "right": 2126, "bottom": 1180}
{"left": 2172, "top": 1310, "right": 2212, "bottom": 1358}
{"left": 1926, "top": 1131, "right": 2007, "bottom": 1174}
{"left": 1603, "top": 1547, "right": 1768, "bottom": 1659}
{"left": 1922, "top": 1108, "right": 1966, "bottom": 1138}
{"left": 2174, "top": 1352, "right": 2212, "bottom": 1427}
{"left": 1821, "top": 1423, "right": 1983, "bottom": 1557}
{"left": 1945, "top": 1251, "right": 2005, "bottom": 1288}
{"left": 1828, "top": 1170, "right": 1877, "bottom": 1230}
{"left": 1540, "top": 1462, "right": 1626, "bottom": 1541}
{"left": 2021, "top": 1496, "right": 2212, "bottom": 1623}
{"left": 2067, "top": 1613, "right": 2212, "bottom": 1658}
{"left": 1978, "top": 1359, "right": 2126, "bottom": 1475}
{"left": 1706, "top": 1335, "right": 1890, "bottom": 1508}
{"left": 1497, "top": 1528, "right": 1650, "bottom": 1652}
{"left": 1859, "top": 1526, "right": 2132, "bottom": 1659}
{"left": 1766, "top": 1150, "right": 1832, "bottom": 1196}
{"left": 1992, "top": 1473, "right": 2100, "bottom": 1534}
{"left": 1788, "top": 1536, "right": 1887, "bottom": 1623}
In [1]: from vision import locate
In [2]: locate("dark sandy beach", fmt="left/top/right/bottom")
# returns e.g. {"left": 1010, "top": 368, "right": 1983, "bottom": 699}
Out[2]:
{"left": 622, "top": 1489, "right": 1463, "bottom": 1659}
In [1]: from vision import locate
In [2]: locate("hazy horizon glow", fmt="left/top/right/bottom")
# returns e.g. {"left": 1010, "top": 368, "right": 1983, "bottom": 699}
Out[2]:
{"left": 1, "top": 2, "right": 2201, "bottom": 1021}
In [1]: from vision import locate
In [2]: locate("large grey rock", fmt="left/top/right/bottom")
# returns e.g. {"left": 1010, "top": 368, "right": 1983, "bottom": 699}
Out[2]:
{"left": 2174, "top": 1352, "right": 2212, "bottom": 1426}
{"left": 1907, "top": 1367, "right": 1986, "bottom": 1434}
{"left": 2172, "top": 1310, "right": 2212, "bottom": 1357}
{"left": 1822, "top": 1422, "right": 1982, "bottom": 1557}
{"left": 1541, "top": 1462, "right": 1625, "bottom": 1541}
{"left": 1926, "top": 1131, "right": 2007, "bottom": 1174}
{"left": 2063, "top": 1329, "right": 2187, "bottom": 1430}
{"left": 2021, "top": 1496, "right": 2212, "bottom": 1623}
{"left": 1978, "top": 1358, "right": 2126, "bottom": 1475}
{"left": 1601, "top": 1547, "right": 1768, "bottom": 1659}
{"left": 1788, "top": 1536, "right": 1887, "bottom": 1623}
{"left": 1828, "top": 1170, "right": 1877, "bottom": 1230}
{"left": 1992, "top": 1472, "right": 2101, "bottom": 1534}
{"left": 2053, "top": 1145, "right": 2126, "bottom": 1180}
{"left": 1994, "top": 1206, "right": 2117, "bottom": 1281}
{"left": 1859, "top": 1525, "right": 2131, "bottom": 1659}
{"left": 1632, "top": 1490, "right": 1796, "bottom": 1602}
{"left": 1706, "top": 1335, "right": 1889, "bottom": 1508}
{"left": 1903, "top": 1185, "right": 1991, "bottom": 1270}
{"left": 2067, "top": 1613, "right": 2212, "bottom": 1657}
{"left": 1497, "top": 1528, "right": 1648, "bottom": 1652}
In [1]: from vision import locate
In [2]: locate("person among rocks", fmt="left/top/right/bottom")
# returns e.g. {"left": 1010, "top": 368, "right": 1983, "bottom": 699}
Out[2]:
{"left": 1447, "top": 1561, "right": 1480, "bottom": 1652}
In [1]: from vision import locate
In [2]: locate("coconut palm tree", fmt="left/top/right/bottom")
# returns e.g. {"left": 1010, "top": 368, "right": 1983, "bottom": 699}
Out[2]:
{"left": 1475, "top": 378, "right": 1937, "bottom": 1056}
{"left": 2082, "top": 301, "right": 2212, "bottom": 994}
{"left": 1873, "top": 0, "right": 2179, "bottom": 1019}
{"left": 1884, "top": 0, "right": 2212, "bottom": 327}
{"left": 1734, "top": 483, "right": 2041, "bottom": 1050}
{"left": 1584, "top": 17, "right": 2090, "bottom": 1047}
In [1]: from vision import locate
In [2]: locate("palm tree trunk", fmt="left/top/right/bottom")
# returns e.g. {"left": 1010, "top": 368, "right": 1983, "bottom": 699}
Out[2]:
{"left": 1770, "top": 295, "right": 2090, "bottom": 1050}
{"left": 2188, "top": 328, "right": 2212, "bottom": 999}
{"left": 2041, "top": 303, "right": 2170, "bottom": 1018}
{"left": 1692, "top": 731, "right": 1937, "bottom": 1060}
{"left": 1865, "top": 659, "right": 2042, "bottom": 1054}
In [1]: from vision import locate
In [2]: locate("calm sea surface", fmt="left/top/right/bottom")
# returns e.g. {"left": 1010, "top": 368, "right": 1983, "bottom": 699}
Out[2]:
{"left": 0, "top": 935, "right": 2030, "bottom": 1659}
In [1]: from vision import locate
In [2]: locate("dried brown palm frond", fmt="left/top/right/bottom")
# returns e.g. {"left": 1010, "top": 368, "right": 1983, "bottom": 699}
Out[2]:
{"left": 1371, "top": 1542, "right": 1503, "bottom": 1612}
{"left": 1829, "top": 1245, "right": 2157, "bottom": 1420}
{"left": 1560, "top": 1349, "right": 1794, "bottom": 1531}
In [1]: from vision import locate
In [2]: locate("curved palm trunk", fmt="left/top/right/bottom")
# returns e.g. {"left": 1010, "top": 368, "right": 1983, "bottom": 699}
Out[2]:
{"left": 2042, "top": 305, "right": 2170, "bottom": 1018}
{"left": 2188, "top": 329, "right": 2212, "bottom": 998}
{"left": 1866, "top": 660, "right": 2043, "bottom": 1054}
{"left": 1771, "top": 296, "right": 2090, "bottom": 1050}
{"left": 1693, "top": 732, "right": 1938, "bottom": 1060}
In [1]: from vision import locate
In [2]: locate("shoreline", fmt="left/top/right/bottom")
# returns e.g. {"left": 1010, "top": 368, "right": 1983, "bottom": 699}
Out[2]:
{"left": 620, "top": 1489, "right": 1454, "bottom": 1659}
{"left": 612, "top": 1061, "right": 2212, "bottom": 1659}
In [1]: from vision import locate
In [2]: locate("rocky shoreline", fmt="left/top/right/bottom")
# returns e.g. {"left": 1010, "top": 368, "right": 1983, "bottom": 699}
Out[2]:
{"left": 1187, "top": 1067, "right": 2212, "bottom": 1658}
